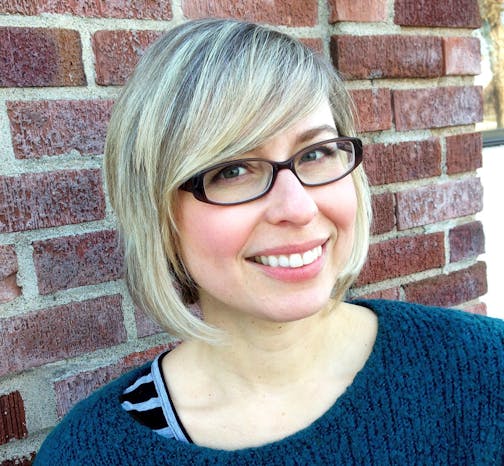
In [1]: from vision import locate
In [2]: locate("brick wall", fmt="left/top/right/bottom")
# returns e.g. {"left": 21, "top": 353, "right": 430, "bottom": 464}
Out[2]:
{"left": 0, "top": 0, "right": 485, "bottom": 462}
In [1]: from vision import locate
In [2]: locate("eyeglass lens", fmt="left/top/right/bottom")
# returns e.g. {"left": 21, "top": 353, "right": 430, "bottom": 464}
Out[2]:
{"left": 202, "top": 139, "right": 356, "bottom": 204}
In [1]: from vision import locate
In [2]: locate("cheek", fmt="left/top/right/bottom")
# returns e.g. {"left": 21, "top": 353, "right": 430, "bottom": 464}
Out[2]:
{"left": 177, "top": 199, "right": 253, "bottom": 277}
{"left": 320, "top": 177, "right": 358, "bottom": 231}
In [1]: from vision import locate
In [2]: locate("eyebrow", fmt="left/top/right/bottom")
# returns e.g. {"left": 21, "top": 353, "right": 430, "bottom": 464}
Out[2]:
{"left": 295, "top": 125, "right": 339, "bottom": 144}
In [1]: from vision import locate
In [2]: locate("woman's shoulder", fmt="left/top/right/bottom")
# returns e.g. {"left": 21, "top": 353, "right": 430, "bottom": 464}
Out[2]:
{"left": 34, "top": 363, "right": 153, "bottom": 465}
{"left": 358, "top": 298, "right": 504, "bottom": 339}
{"left": 356, "top": 299, "right": 504, "bottom": 371}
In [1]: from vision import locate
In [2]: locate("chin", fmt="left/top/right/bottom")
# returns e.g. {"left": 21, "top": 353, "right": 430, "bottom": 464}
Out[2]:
{"left": 258, "top": 296, "right": 332, "bottom": 324}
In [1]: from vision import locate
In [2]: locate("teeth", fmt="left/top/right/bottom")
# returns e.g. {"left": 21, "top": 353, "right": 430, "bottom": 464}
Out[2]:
{"left": 254, "top": 245, "right": 322, "bottom": 268}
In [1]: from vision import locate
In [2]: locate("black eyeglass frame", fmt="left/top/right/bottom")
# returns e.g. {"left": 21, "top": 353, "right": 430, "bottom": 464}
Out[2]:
{"left": 179, "top": 137, "right": 363, "bottom": 206}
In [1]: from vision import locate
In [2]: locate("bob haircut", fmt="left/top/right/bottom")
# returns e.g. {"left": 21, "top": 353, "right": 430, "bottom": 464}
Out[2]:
{"left": 104, "top": 18, "right": 371, "bottom": 343}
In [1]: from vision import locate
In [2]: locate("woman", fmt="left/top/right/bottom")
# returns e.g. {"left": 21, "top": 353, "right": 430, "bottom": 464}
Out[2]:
{"left": 35, "top": 19, "right": 503, "bottom": 465}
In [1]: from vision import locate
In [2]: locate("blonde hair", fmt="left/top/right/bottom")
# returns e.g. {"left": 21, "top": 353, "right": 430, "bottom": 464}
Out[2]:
{"left": 104, "top": 18, "right": 371, "bottom": 342}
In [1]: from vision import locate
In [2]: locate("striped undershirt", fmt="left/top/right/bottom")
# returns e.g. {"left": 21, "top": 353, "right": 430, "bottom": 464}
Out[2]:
{"left": 119, "top": 352, "right": 192, "bottom": 443}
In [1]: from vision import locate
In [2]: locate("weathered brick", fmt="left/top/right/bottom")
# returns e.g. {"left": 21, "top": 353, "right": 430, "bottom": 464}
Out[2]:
{"left": 371, "top": 193, "right": 395, "bottom": 235}
{"left": 404, "top": 262, "right": 487, "bottom": 307}
{"left": 0, "top": 246, "right": 19, "bottom": 303}
{"left": 0, "top": 454, "right": 36, "bottom": 466}
{"left": 393, "top": 86, "right": 483, "bottom": 131}
{"left": 356, "top": 232, "right": 445, "bottom": 286}
{"left": 54, "top": 364, "right": 127, "bottom": 419}
{"left": 33, "top": 230, "right": 123, "bottom": 295}
{"left": 54, "top": 344, "right": 173, "bottom": 417}
{"left": 0, "top": 295, "right": 126, "bottom": 377}
{"left": 332, "top": 35, "right": 443, "bottom": 79}
{"left": 394, "top": 0, "right": 481, "bottom": 28}
{"left": 92, "top": 30, "right": 162, "bottom": 86}
{"left": 364, "top": 139, "right": 441, "bottom": 186}
{"left": 463, "top": 302, "right": 486, "bottom": 315}
{"left": 0, "top": 275, "right": 21, "bottom": 304}
{"left": 7, "top": 100, "right": 113, "bottom": 159}
{"left": 449, "top": 221, "right": 485, "bottom": 263}
{"left": 353, "top": 287, "right": 402, "bottom": 301}
{"left": 350, "top": 88, "right": 392, "bottom": 133}
{"left": 0, "top": 27, "right": 85, "bottom": 88}
{"left": 0, "top": 1, "right": 37, "bottom": 14}
{"left": 18, "top": 0, "right": 173, "bottom": 19}
{"left": 300, "top": 38, "right": 323, "bottom": 53}
{"left": 0, "top": 244, "right": 17, "bottom": 280}
{"left": 135, "top": 307, "right": 165, "bottom": 338}
{"left": 182, "top": 0, "right": 318, "bottom": 26}
{"left": 443, "top": 37, "right": 481, "bottom": 76}
{"left": 446, "top": 132, "right": 482, "bottom": 174}
{"left": 0, "top": 169, "right": 105, "bottom": 233}
{"left": 328, "top": 0, "right": 387, "bottom": 22}
{"left": 0, "top": 391, "right": 27, "bottom": 445}
{"left": 396, "top": 178, "right": 483, "bottom": 230}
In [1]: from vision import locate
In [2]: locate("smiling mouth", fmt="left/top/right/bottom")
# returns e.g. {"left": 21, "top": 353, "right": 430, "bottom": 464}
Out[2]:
{"left": 252, "top": 245, "right": 323, "bottom": 269}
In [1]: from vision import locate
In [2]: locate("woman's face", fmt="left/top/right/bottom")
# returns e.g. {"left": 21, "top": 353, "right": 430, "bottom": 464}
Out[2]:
{"left": 177, "top": 101, "right": 358, "bottom": 325}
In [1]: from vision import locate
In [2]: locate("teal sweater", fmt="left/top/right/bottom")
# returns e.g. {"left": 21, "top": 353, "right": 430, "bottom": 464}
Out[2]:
{"left": 35, "top": 300, "right": 504, "bottom": 465}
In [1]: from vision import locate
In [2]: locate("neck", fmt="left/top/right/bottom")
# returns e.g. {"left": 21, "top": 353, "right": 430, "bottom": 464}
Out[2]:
{"left": 194, "top": 300, "right": 350, "bottom": 391}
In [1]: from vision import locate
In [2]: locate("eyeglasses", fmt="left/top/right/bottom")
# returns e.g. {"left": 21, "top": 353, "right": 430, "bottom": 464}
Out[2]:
{"left": 179, "top": 137, "right": 363, "bottom": 206}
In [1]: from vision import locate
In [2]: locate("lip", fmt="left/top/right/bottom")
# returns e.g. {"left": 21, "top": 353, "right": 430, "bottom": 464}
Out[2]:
{"left": 248, "top": 240, "right": 328, "bottom": 283}
{"left": 247, "top": 238, "right": 328, "bottom": 258}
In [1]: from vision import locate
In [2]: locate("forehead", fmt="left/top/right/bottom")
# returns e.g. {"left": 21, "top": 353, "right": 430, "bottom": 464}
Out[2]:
{"left": 245, "top": 100, "right": 337, "bottom": 157}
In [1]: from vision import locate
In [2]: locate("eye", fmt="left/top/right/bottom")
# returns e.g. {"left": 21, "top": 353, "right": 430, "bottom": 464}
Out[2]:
{"left": 216, "top": 165, "right": 247, "bottom": 180}
{"left": 205, "top": 162, "right": 254, "bottom": 186}
{"left": 299, "top": 145, "right": 336, "bottom": 164}
{"left": 299, "top": 149, "right": 326, "bottom": 163}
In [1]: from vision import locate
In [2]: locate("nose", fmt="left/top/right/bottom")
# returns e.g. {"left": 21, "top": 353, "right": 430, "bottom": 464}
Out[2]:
{"left": 263, "top": 169, "right": 318, "bottom": 225}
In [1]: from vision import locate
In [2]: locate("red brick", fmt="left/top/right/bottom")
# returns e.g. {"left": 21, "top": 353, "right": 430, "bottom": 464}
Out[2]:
{"left": 120, "top": 345, "right": 177, "bottom": 367}
{"left": 396, "top": 178, "right": 483, "bottom": 230}
{"left": 0, "top": 391, "right": 27, "bottom": 445}
{"left": 7, "top": 100, "right": 113, "bottom": 159}
{"left": 449, "top": 221, "right": 485, "bottom": 262}
{"left": 0, "top": 27, "right": 85, "bottom": 88}
{"left": 0, "top": 245, "right": 17, "bottom": 280}
{"left": 404, "top": 262, "right": 487, "bottom": 307}
{"left": 135, "top": 307, "right": 165, "bottom": 338}
{"left": 394, "top": 0, "right": 481, "bottom": 28}
{"left": 371, "top": 193, "right": 395, "bottom": 235}
{"left": 332, "top": 35, "right": 442, "bottom": 79}
{"left": 364, "top": 139, "right": 441, "bottom": 186}
{"left": 54, "top": 344, "right": 174, "bottom": 417}
{"left": 356, "top": 232, "right": 445, "bottom": 286}
{"left": 32, "top": 230, "right": 123, "bottom": 295}
{"left": 0, "top": 275, "right": 21, "bottom": 304}
{"left": 443, "top": 37, "right": 481, "bottom": 76}
{"left": 329, "top": 0, "right": 387, "bottom": 22}
{"left": 353, "top": 287, "right": 402, "bottom": 300}
{"left": 54, "top": 364, "right": 128, "bottom": 419}
{"left": 0, "top": 1, "right": 37, "bottom": 14}
{"left": 446, "top": 132, "right": 482, "bottom": 174}
{"left": 300, "top": 38, "right": 323, "bottom": 54}
{"left": 463, "top": 302, "right": 486, "bottom": 315}
{"left": 92, "top": 30, "right": 162, "bottom": 86}
{"left": 0, "top": 295, "right": 126, "bottom": 377}
{"left": 350, "top": 88, "right": 392, "bottom": 133}
{"left": 0, "top": 169, "right": 105, "bottom": 233}
{"left": 392, "top": 86, "right": 483, "bottom": 131}
{"left": 20, "top": 0, "right": 172, "bottom": 19}
{"left": 182, "top": 0, "right": 318, "bottom": 26}
{"left": 0, "top": 454, "right": 35, "bottom": 466}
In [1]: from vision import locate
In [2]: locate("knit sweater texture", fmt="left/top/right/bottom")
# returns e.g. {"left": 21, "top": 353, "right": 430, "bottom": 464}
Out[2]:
{"left": 34, "top": 300, "right": 504, "bottom": 465}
